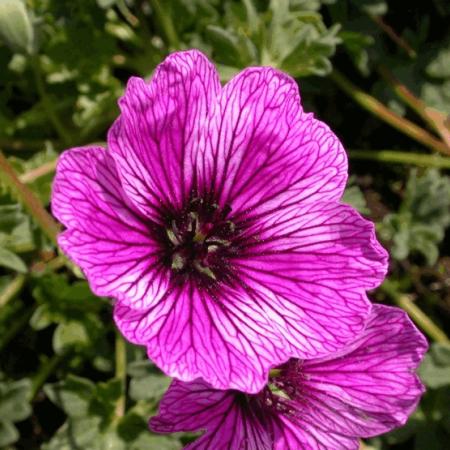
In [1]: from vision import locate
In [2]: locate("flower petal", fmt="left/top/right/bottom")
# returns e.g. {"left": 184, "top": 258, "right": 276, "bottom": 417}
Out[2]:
{"left": 51, "top": 146, "right": 168, "bottom": 305}
{"left": 300, "top": 304, "right": 428, "bottom": 437}
{"left": 150, "top": 379, "right": 273, "bottom": 450}
{"left": 108, "top": 50, "right": 221, "bottom": 221}
{"left": 150, "top": 379, "right": 357, "bottom": 450}
{"left": 273, "top": 416, "right": 358, "bottom": 450}
{"left": 231, "top": 202, "right": 388, "bottom": 357}
{"left": 114, "top": 201, "right": 387, "bottom": 392}
{"left": 150, "top": 305, "right": 426, "bottom": 449}
{"left": 114, "top": 282, "right": 291, "bottom": 393}
{"left": 199, "top": 67, "right": 347, "bottom": 219}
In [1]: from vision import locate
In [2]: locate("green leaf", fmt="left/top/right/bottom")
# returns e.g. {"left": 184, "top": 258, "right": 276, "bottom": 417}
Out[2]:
{"left": 129, "top": 374, "right": 170, "bottom": 402}
{"left": 342, "top": 177, "right": 369, "bottom": 214}
{"left": 0, "top": 204, "right": 34, "bottom": 253}
{"left": 426, "top": 42, "right": 450, "bottom": 79}
{"left": 32, "top": 274, "right": 101, "bottom": 313}
{"left": 53, "top": 321, "right": 91, "bottom": 354}
{"left": 30, "top": 304, "right": 53, "bottom": 330}
{"left": 128, "top": 360, "right": 171, "bottom": 402}
{"left": 0, "top": 378, "right": 31, "bottom": 421}
{"left": 43, "top": 412, "right": 182, "bottom": 450}
{"left": 340, "top": 30, "right": 374, "bottom": 75}
{"left": 31, "top": 273, "right": 106, "bottom": 326}
{"left": 279, "top": 24, "right": 341, "bottom": 77}
{"left": 95, "top": 378, "right": 122, "bottom": 411}
{"left": 44, "top": 375, "right": 95, "bottom": 418}
{"left": 205, "top": 25, "right": 249, "bottom": 67}
{"left": 0, "top": 377, "right": 31, "bottom": 446}
{"left": 69, "top": 416, "right": 105, "bottom": 447}
{"left": 44, "top": 375, "right": 181, "bottom": 450}
{"left": 202, "top": 0, "right": 339, "bottom": 77}
{"left": 352, "top": 0, "right": 388, "bottom": 15}
{"left": 0, "top": 246, "right": 27, "bottom": 272}
{"left": 117, "top": 412, "right": 181, "bottom": 449}
{"left": 419, "top": 343, "right": 450, "bottom": 388}
{"left": 422, "top": 79, "right": 450, "bottom": 115}
{"left": 42, "top": 417, "right": 103, "bottom": 450}
{"left": 266, "top": 0, "right": 340, "bottom": 77}
{"left": 380, "top": 169, "right": 450, "bottom": 264}
{"left": 411, "top": 229, "right": 440, "bottom": 265}
{"left": 0, "top": 0, "right": 34, "bottom": 54}
{"left": 126, "top": 432, "right": 182, "bottom": 450}
{"left": 31, "top": 273, "right": 109, "bottom": 357}
{"left": 97, "top": 0, "right": 118, "bottom": 8}
{"left": 0, "top": 420, "right": 19, "bottom": 447}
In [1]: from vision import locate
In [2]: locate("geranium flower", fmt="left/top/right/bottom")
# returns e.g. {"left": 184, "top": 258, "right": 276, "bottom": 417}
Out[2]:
{"left": 150, "top": 305, "right": 428, "bottom": 449}
{"left": 51, "top": 50, "right": 387, "bottom": 393}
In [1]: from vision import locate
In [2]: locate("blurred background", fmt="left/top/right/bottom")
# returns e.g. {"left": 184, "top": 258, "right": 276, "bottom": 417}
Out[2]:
{"left": 0, "top": 0, "right": 449, "bottom": 449}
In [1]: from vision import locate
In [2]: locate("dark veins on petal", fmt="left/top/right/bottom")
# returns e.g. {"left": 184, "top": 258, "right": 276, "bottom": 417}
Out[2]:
{"left": 157, "top": 194, "right": 241, "bottom": 289}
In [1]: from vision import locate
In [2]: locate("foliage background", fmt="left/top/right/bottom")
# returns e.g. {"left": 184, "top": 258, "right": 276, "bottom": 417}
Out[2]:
{"left": 0, "top": 0, "right": 449, "bottom": 448}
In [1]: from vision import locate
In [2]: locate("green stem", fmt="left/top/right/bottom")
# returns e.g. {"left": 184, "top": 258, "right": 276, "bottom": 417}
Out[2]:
{"left": 117, "top": 0, "right": 139, "bottom": 27}
{"left": 0, "top": 150, "right": 60, "bottom": 244}
{"left": 368, "top": 15, "right": 416, "bottom": 59}
{"left": 0, "top": 274, "right": 26, "bottom": 309}
{"left": 349, "top": 150, "right": 450, "bottom": 168}
{"left": 149, "top": 0, "right": 180, "bottom": 49}
{"left": 114, "top": 332, "right": 127, "bottom": 419}
{"left": 19, "top": 159, "right": 57, "bottom": 184}
{"left": 46, "top": 255, "right": 67, "bottom": 271}
{"left": 30, "top": 56, "right": 72, "bottom": 145}
{"left": 330, "top": 70, "right": 450, "bottom": 156}
{"left": 382, "top": 281, "right": 450, "bottom": 344}
{"left": 31, "top": 255, "right": 68, "bottom": 276}
{"left": 378, "top": 65, "right": 428, "bottom": 119}
{"left": 378, "top": 65, "right": 450, "bottom": 150}
{"left": 242, "top": 0, "right": 259, "bottom": 33}
{"left": 396, "top": 296, "right": 449, "bottom": 344}
{"left": 30, "top": 351, "right": 69, "bottom": 400}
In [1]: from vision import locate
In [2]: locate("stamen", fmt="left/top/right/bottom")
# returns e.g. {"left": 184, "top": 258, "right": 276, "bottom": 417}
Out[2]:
{"left": 268, "top": 383, "right": 290, "bottom": 400}
{"left": 165, "top": 198, "right": 236, "bottom": 283}
{"left": 206, "top": 238, "right": 230, "bottom": 247}
{"left": 166, "top": 228, "right": 180, "bottom": 246}
{"left": 269, "top": 368, "right": 282, "bottom": 378}
{"left": 188, "top": 212, "right": 199, "bottom": 234}
{"left": 193, "top": 261, "right": 217, "bottom": 280}
{"left": 193, "top": 230, "right": 207, "bottom": 243}
{"left": 225, "top": 220, "right": 235, "bottom": 232}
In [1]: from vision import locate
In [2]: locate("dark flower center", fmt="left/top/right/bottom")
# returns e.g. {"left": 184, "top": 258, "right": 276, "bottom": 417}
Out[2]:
{"left": 231, "top": 363, "right": 304, "bottom": 426}
{"left": 163, "top": 197, "right": 236, "bottom": 285}
{"left": 249, "top": 362, "right": 304, "bottom": 416}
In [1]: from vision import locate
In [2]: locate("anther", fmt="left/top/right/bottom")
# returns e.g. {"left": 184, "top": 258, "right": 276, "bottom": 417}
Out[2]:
{"left": 269, "top": 368, "right": 282, "bottom": 378}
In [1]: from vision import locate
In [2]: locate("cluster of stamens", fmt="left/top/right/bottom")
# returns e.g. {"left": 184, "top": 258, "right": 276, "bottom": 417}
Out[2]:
{"left": 238, "top": 367, "right": 297, "bottom": 417}
{"left": 164, "top": 198, "right": 236, "bottom": 283}
{"left": 255, "top": 364, "right": 302, "bottom": 416}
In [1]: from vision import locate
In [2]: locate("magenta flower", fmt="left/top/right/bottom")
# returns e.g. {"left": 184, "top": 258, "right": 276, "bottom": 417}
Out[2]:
{"left": 51, "top": 50, "right": 388, "bottom": 393}
{"left": 150, "top": 305, "right": 428, "bottom": 449}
